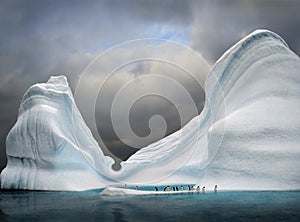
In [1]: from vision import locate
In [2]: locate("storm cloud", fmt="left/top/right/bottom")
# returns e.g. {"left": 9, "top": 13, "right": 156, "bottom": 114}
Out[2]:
{"left": 0, "top": 0, "right": 299, "bottom": 170}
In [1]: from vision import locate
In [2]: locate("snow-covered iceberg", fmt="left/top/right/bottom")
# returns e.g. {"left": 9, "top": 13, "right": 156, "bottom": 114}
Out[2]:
{"left": 1, "top": 30, "right": 300, "bottom": 191}
{"left": 1, "top": 76, "right": 116, "bottom": 190}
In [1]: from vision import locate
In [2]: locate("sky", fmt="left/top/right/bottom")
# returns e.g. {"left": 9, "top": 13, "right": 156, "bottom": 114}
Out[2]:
{"left": 0, "top": 0, "right": 299, "bottom": 170}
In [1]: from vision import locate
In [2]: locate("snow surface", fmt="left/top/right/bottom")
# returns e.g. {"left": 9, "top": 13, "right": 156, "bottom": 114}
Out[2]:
{"left": 1, "top": 30, "right": 300, "bottom": 191}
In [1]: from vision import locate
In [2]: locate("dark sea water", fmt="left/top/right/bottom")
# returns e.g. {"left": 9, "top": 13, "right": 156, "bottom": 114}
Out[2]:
{"left": 0, "top": 190, "right": 300, "bottom": 222}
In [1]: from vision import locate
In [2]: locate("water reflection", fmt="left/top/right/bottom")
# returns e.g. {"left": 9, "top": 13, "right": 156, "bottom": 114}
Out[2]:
{"left": 0, "top": 190, "right": 300, "bottom": 222}
{"left": 112, "top": 207, "right": 127, "bottom": 222}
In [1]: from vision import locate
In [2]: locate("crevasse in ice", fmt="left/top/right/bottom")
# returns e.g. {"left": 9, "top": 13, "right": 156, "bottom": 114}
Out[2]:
{"left": 1, "top": 30, "right": 300, "bottom": 191}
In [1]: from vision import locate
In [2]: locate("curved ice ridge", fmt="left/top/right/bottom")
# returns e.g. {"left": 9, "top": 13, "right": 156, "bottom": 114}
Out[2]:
{"left": 1, "top": 30, "right": 300, "bottom": 190}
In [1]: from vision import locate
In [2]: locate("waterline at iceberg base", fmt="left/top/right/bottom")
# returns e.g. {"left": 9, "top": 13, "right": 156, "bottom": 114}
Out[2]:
{"left": 1, "top": 30, "right": 300, "bottom": 191}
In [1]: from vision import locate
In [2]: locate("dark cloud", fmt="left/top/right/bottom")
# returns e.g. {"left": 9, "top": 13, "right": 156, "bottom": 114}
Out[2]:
{"left": 190, "top": 0, "right": 300, "bottom": 62}
{"left": 104, "top": 0, "right": 193, "bottom": 25}
{"left": 0, "top": 0, "right": 299, "bottom": 171}
{"left": 94, "top": 59, "right": 206, "bottom": 162}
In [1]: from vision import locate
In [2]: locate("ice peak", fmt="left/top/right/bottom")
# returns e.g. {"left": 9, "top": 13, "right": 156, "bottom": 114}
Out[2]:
{"left": 47, "top": 75, "right": 68, "bottom": 86}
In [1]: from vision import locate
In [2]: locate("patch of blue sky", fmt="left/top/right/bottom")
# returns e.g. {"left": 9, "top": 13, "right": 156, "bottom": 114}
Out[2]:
{"left": 88, "top": 24, "right": 190, "bottom": 53}
{"left": 146, "top": 24, "right": 190, "bottom": 46}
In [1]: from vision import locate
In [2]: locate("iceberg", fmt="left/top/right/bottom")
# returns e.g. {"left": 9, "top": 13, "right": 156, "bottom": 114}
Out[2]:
{"left": 1, "top": 76, "right": 116, "bottom": 190}
{"left": 1, "top": 30, "right": 300, "bottom": 191}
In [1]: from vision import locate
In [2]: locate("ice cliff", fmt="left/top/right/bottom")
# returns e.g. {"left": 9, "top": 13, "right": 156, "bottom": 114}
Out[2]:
{"left": 1, "top": 30, "right": 300, "bottom": 191}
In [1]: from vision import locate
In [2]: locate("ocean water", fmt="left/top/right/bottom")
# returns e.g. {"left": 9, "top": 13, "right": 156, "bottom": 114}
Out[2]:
{"left": 0, "top": 190, "right": 300, "bottom": 222}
